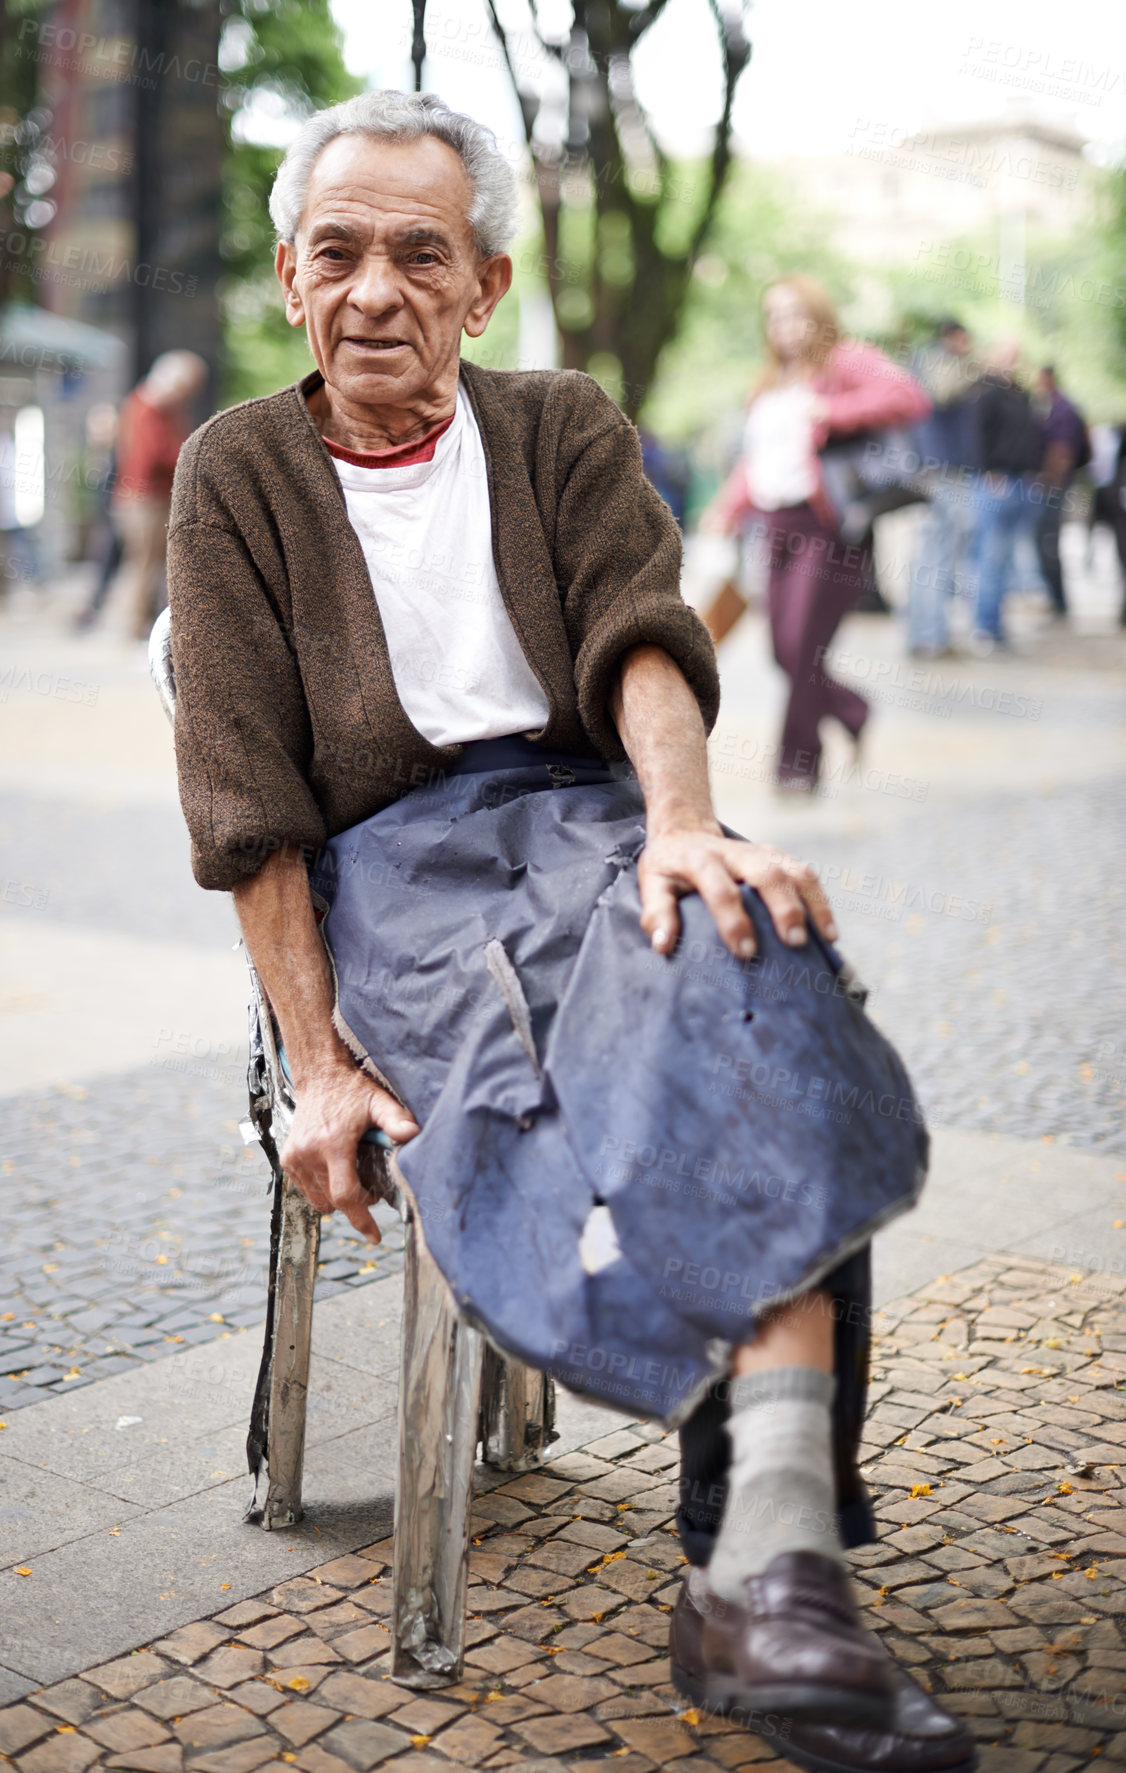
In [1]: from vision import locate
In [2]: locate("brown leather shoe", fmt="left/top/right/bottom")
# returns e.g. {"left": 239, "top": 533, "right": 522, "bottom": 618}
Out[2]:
{"left": 756, "top": 1666, "right": 978, "bottom": 1772}
{"left": 669, "top": 1554, "right": 897, "bottom": 1729}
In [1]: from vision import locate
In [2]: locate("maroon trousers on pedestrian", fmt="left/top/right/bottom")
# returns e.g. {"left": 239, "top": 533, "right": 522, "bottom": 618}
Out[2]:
{"left": 750, "top": 502, "right": 869, "bottom": 786}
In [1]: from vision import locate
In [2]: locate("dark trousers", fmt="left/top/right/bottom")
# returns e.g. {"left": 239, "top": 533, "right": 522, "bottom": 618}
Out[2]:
{"left": 675, "top": 1244, "right": 876, "bottom": 1567}
{"left": 749, "top": 504, "right": 869, "bottom": 786}
{"left": 1036, "top": 492, "right": 1067, "bottom": 613}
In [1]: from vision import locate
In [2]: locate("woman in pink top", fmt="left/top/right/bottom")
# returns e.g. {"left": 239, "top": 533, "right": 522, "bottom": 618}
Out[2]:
{"left": 706, "top": 276, "right": 929, "bottom": 792}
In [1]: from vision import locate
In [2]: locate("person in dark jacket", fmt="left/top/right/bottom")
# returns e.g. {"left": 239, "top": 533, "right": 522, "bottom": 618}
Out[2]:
{"left": 971, "top": 341, "right": 1045, "bottom": 650}
{"left": 906, "top": 319, "right": 980, "bottom": 657}
{"left": 1033, "top": 365, "right": 1090, "bottom": 617}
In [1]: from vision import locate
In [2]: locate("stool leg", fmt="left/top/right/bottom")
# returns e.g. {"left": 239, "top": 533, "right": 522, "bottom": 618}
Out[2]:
{"left": 392, "top": 1213, "right": 484, "bottom": 1687}
{"left": 480, "top": 1348, "right": 557, "bottom": 1472}
{"left": 261, "top": 1173, "right": 320, "bottom": 1530}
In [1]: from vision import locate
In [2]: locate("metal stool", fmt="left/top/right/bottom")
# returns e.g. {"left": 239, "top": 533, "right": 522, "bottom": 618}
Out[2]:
{"left": 150, "top": 607, "right": 556, "bottom": 1686}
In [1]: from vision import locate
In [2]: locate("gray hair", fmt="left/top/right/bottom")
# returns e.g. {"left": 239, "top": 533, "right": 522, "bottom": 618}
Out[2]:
{"left": 268, "top": 90, "right": 518, "bottom": 259}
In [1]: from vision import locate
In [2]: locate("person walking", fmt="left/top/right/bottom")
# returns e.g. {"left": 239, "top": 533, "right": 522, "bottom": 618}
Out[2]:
{"left": 907, "top": 318, "right": 981, "bottom": 658}
{"left": 970, "top": 341, "right": 1045, "bottom": 652}
{"left": 1032, "top": 365, "right": 1090, "bottom": 619}
{"left": 112, "top": 351, "right": 207, "bottom": 639}
{"left": 704, "top": 275, "right": 930, "bottom": 793}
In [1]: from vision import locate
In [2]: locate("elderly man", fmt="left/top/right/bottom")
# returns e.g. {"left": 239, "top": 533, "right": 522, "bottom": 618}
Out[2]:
{"left": 168, "top": 92, "right": 973, "bottom": 1773}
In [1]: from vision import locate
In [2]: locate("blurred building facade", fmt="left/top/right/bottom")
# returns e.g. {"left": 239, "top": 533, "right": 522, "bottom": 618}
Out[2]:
{"left": 1, "top": 0, "right": 223, "bottom": 573}
{"left": 765, "top": 111, "right": 1094, "bottom": 314}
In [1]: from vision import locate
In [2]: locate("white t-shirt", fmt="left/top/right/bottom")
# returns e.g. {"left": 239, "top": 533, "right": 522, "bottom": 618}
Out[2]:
{"left": 331, "top": 390, "right": 551, "bottom": 749}
{"left": 742, "top": 384, "right": 818, "bottom": 511}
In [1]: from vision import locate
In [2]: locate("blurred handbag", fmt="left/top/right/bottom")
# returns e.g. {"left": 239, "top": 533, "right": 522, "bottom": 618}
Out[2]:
{"left": 819, "top": 429, "right": 927, "bottom": 544}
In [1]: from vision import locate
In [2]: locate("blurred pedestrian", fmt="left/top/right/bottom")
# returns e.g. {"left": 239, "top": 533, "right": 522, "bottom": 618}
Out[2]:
{"left": 72, "top": 403, "right": 124, "bottom": 632}
{"left": 112, "top": 351, "right": 207, "bottom": 640}
{"left": 1032, "top": 365, "right": 1090, "bottom": 618}
{"left": 970, "top": 341, "right": 1045, "bottom": 653}
{"left": 639, "top": 428, "right": 693, "bottom": 529}
{"left": 702, "top": 275, "right": 929, "bottom": 793}
{"left": 906, "top": 318, "right": 981, "bottom": 658}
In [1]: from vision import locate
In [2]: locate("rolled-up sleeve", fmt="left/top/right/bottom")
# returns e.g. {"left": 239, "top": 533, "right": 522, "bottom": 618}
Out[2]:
{"left": 168, "top": 517, "right": 326, "bottom": 891}
{"left": 549, "top": 379, "right": 720, "bottom": 755}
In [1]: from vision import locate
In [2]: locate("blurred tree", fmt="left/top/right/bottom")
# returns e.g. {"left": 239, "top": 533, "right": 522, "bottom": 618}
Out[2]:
{"left": 0, "top": 0, "right": 51, "bottom": 312}
{"left": 219, "top": 0, "right": 362, "bottom": 401}
{"left": 483, "top": 0, "right": 751, "bottom": 420}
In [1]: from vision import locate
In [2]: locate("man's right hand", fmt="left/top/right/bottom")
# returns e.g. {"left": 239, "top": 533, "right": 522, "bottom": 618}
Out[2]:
{"left": 280, "top": 1063, "right": 420, "bottom": 1243}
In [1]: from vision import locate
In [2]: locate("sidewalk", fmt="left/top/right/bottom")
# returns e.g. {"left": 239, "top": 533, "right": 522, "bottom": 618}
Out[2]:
{"left": 3, "top": 1251, "right": 1126, "bottom": 1770}
{"left": 2, "top": 544, "right": 1124, "bottom": 1770}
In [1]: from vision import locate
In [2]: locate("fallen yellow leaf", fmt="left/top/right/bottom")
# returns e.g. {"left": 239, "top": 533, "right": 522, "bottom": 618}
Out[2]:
{"left": 14, "top": 1566, "right": 31, "bottom": 1577}
{"left": 287, "top": 1675, "right": 310, "bottom": 1691}
{"left": 680, "top": 1708, "right": 701, "bottom": 1726}
{"left": 910, "top": 1483, "right": 931, "bottom": 1499}
{"left": 410, "top": 1735, "right": 431, "bottom": 1748}
{"left": 220, "top": 1583, "right": 232, "bottom": 1591}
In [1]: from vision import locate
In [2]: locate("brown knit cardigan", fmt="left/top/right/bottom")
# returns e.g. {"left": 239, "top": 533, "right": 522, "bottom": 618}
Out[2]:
{"left": 167, "top": 360, "right": 720, "bottom": 891}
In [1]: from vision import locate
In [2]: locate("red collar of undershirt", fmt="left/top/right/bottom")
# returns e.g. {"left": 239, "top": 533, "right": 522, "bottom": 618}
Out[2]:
{"left": 321, "top": 411, "right": 455, "bottom": 470}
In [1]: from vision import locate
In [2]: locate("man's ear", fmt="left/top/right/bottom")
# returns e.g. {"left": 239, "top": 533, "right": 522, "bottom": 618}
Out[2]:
{"left": 275, "top": 240, "right": 306, "bottom": 330}
{"left": 464, "top": 254, "right": 514, "bottom": 340}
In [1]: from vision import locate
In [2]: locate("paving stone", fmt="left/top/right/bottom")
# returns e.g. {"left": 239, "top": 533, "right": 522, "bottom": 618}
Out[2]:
{"left": 271, "top": 1579, "right": 348, "bottom": 1614}
{"left": 271, "top": 1700, "right": 343, "bottom": 1747}
{"left": 328, "top": 1624, "right": 391, "bottom": 1663}
{"left": 171, "top": 1701, "right": 265, "bottom": 1750}
{"left": 226, "top": 1682, "right": 289, "bottom": 1717}
{"left": 496, "top": 1475, "right": 573, "bottom": 1505}
{"left": 269, "top": 1665, "right": 336, "bottom": 1694}
{"left": 85, "top": 1710, "right": 172, "bottom": 1752}
{"left": 465, "top": 1637, "right": 543, "bottom": 1675}
{"left": 516, "top": 1672, "right": 618, "bottom": 1713}
{"left": 184, "top": 1741, "right": 278, "bottom": 1773}
{"left": 305, "top": 1556, "right": 383, "bottom": 1590}
{"left": 236, "top": 1613, "right": 306, "bottom": 1651}
{"left": 387, "top": 1698, "right": 464, "bottom": 1735}
{"left": 14, "top": 1731, "right": 100, "bottom": 1773}
{"left": 270, "top": 1637, "right": 343, "bottom": 1670}
{"left": 581, "top": 1632, "right": 656, "bottom": 1668}
{"left": 525, "top": 1540, "right": 601, "bottom": 1579}
{"left": 86, "top": 1654, "right": 172, "bottom": 1701}
{"left": 318, "top": 1718, "right": 411, "bottom": 1769}
{"left": 613, "top": 1715, "right": 697, "bottom": 1762}
{"left": 502, "top": 1566, "right": 560, "bottom": 1600}
{"left": 0, "top": 1706, "right": 53, "bottom": 1756}
{"left": 103, "top": 1747, "right": 184, "bottom": 1772}
{"left": 26, "top": 1681, "right": 101, "bottom": 1726}
{"left": 213, "top": 1602, "right": 278, "bottom": 1629}
{"left": 133, "top": 1676, "right": 215, "bottom": 1720}
{"left": 316, "top": 1673, "right": 412, "bottom": 1721}
{"left": 190, "top": 1645, "right": 265, "bottom": 1689}
{"left": 513, "top": 1714, "right": 610, "bottom": 1755}
{"left": 428, "top": 1712, "right": 505, "bottom": 1763}
{"left": 150, "top": 1622, "right": 230, "bottom": 1666}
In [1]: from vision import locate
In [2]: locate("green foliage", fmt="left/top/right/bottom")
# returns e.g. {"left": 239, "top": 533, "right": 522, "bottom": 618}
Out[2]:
{"left": 218, "top": 0, "right": 362, "bottom": 402}
{"left": 640, "top": 160, "right": 851, "bottom": 444}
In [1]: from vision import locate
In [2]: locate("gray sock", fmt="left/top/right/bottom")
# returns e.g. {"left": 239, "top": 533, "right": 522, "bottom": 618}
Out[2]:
{"left": 706, "top": 1366, "right": 843, "bottom": 1602}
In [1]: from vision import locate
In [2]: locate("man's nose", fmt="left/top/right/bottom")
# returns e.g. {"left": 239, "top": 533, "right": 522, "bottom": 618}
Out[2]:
{"left": 347, "top": 250, "right": 404, "bottom": 317}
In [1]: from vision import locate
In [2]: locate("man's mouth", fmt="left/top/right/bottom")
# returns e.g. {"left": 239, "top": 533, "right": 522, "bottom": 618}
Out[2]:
{"left": 346, "top": 337, "right": 409, "bottom": 351}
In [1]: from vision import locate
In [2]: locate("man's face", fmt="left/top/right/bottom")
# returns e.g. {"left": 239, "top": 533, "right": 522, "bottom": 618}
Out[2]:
{"left": 276, "top": 132, "right": 511, "bottom": 409}
{"left": 942, "top": 327, "right": 970, "bottom": 358}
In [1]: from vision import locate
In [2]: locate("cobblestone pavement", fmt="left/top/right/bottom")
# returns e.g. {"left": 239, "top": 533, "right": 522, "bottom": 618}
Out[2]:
{"left": 0, "top": 1066, "right": 403, "bottom": 1414}
{"left": 3, "top": 769, "right": 1124, "bottom": 1411}
{"left": 2, "top": 1251, "right": 1125, "bottom": 1772}
{"left": 798, "top": 774, "right": 1126, "bottom": 1154}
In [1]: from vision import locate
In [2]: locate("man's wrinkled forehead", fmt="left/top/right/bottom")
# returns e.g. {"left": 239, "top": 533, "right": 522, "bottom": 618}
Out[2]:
{"left": 296, "top": 132, "right": 477, "bottom": 250}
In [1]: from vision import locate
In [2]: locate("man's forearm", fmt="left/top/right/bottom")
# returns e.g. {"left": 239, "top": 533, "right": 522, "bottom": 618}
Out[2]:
{"left": 232, "top": 846, "right": 351, "bottom": 1089}
{"left": 610, "top": 644, "right": 718, "bottom": 835}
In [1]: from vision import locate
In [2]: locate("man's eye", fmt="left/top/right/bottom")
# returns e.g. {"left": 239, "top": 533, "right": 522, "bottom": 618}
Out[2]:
{"left": 318, "top": 247, "right": 348, "bottom": 262}
{"left": 410, "top": 252, "right": 440, "bottom": 266}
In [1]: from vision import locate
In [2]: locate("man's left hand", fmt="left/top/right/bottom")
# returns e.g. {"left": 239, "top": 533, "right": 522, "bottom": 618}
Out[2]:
{"left": 638, "top": 823, "right": 837, "bottom": 959}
